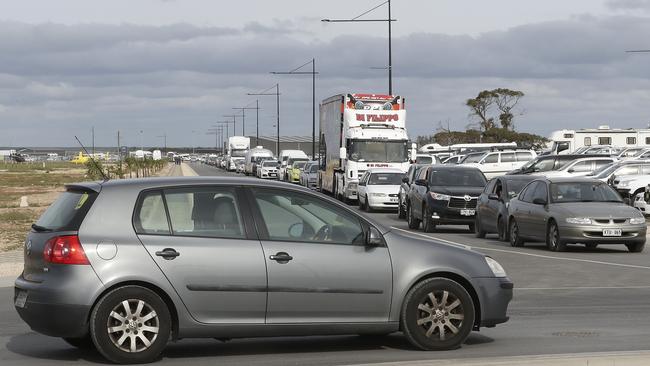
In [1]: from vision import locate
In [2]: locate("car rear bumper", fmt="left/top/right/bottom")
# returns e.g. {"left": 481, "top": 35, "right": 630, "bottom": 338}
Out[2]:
{"left": 558, "top": 224, "right": 646, "bottom": 244}
{"left": 473, "top": 277, "right": 513, "bottom": 328}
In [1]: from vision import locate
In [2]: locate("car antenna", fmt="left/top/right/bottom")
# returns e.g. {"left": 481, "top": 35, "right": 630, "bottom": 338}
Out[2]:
{"left": 74, "top": 135, "right": 110, "bottom": 182}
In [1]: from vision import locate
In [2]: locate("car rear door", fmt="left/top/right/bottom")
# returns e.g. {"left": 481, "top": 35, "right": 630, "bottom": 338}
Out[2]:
{"left": 134, "top": 186, "right": 267, "bottom": 324}
{"left": 248, "top": 187, "right": 392, "bottom": 323}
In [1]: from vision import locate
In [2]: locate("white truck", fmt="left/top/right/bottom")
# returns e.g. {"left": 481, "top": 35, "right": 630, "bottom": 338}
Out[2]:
{"left": 226, "top": 136, "right": 250, "bottom": 171}
{"left": 547, "top": 125, "right": 650, "bottom": 155}
{"left": 244, "top": 146, "right": 274, "bottom": 176}
{"left": 319, "top": 93, "right": 412, "bottom": 202}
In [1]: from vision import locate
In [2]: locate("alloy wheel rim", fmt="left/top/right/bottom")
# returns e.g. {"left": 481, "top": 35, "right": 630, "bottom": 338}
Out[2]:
{"left": 416, "top": 290, "right": 465, "bottom": 341}
{"left": 107, "top": 299, "right": 159, "bottom": 353}
{"left": 511, "top": 223, "right": 517, "bottom": 244}
{"left": 550, "top": 225, "right": 558, "bottom": 248}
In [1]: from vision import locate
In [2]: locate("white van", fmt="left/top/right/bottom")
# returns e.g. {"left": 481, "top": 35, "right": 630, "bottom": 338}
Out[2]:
{"left": 278, "top": 150, "right": 309, "bottom": 181}
{"left": 244, "top": 147, "right": 274, "bottom": 176}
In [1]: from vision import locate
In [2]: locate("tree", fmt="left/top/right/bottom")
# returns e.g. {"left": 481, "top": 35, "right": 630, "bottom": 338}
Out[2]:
{"left": 492, "top": 88, "right": 524, "bottom": 130}
{"left": 466, "top": 88, "right": 524, "bottom": 130}
{"left": 465, "top": 90, "right": 496, "bottom": 131}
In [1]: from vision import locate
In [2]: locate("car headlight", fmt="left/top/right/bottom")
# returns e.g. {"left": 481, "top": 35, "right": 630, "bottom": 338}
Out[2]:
{"left": 566, "top": 217, "right": 592, "bottom": 225}
{"left": 618, "top": 181, "right": 629, "bottom": 187}
{"left": 429, "top": 192, "right": 451, "bottom": 201}
{"left": 630, "top": 217, "right": 646, "bottom": 225}
{"left": 485, "top": 257, "right": 507, "bottom": 278}
{"left": 371, "top": 192, "right": 387, "bottom": 197}
{"left": 348, "top": 183, "right": 358, "bottom": 190}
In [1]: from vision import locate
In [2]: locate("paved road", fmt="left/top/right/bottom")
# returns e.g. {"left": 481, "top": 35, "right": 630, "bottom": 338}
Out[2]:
{"left": 2, "top": 162, "right": 649, "bottom": 365}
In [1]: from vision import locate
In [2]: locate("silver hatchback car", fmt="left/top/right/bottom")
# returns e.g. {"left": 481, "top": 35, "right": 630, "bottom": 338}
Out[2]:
{"left": 15, "top": 177, "right": 512, "bottom": 364}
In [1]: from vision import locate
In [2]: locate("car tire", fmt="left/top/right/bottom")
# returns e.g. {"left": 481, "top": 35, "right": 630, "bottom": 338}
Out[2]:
{"left": 422, "top": 205, "right": 436, "bottom": 233}
{"left": 63, "top": 335, "right": 95, "bottom": 350}
{"left": 408, "top": 203, "right": 421, "bottom": 229}
{"left": 497, "top": 216, "right": 508, "bottom": 242}
{"left": 509, "top": 219, "right": 524, "bottom": 247}
{"left": 365, "top": 198, "right": 373, "bottom": 212}
{"left": 626, "top": 241, "right": 645, "bottom": 253}
{"left": 401, "top": 277, "right": 475, "bottom": 351}
{"left": 90, "top": 285, "right": 171, "bottom": 364}
{"left": 547, "top": 221, "right": 566, "bottom": 252}
{"left": 474, "top": 215, "right": 485, "bottom": 238}
{"left": 398, "top": 197, "right": 406, "bottom": 219}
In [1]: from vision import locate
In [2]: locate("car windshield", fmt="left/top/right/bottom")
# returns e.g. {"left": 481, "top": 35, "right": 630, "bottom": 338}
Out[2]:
{"left": 416, "top": 156, "right": 432, "bottom": 164}
{"left": 429, "top": 169, "right": 486, "bottom": 187}
{"left": 309, "top": 164, "right": 319, "bottom": 173}
{"left": 348, "top": 140, "right": 408, "bottom": 163}
{"left": 262, "top": 161, "right": 278, "bottom": 167}
{"left": 293, "top": 161, "right": 307, "bottom": 169}
{"left": 460, "top": 153, "right": 485, "bottom": 164}
{"left": 504, "top": 179, "right": 531, "bottom": 198}
{"left": 369, "top": 173, "right": 403, "bottom": 185}
{"left": 590, "top": 163, "right": 618, "bottom": 178}
{"left": 550, "top": 182, "right": 623, "bottom": 203}
{"left": 521, "top": 157, "right": 555, "bottom": 172}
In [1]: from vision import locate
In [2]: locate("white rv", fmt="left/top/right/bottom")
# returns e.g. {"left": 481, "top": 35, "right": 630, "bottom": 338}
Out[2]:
{"left": 547, "top": 126, "right": 650, "bottom": 154}
{"left": 244, "top": 146, "right": 274, "bottom": 176}
{"left": 226, "top": 136, "right": 251, "bottom": 171}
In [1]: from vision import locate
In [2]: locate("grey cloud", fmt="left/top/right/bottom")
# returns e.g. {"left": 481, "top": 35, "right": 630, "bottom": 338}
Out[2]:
{"left": 606, "top": 0, "right": 650, "bottom": 11}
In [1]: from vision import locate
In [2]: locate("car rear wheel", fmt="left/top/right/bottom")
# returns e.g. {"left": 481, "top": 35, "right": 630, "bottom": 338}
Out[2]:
{"left": 509, "top": 219, "right": 524, "bottom": 247}
{"left": 626, "top": 242, "right": 645, "bottom": 253}
{"left": 408, "top": 204, "right": 421, "bottom": 229}
{"left": 90, "top": 286, "right": 171, "bottom": 364}
{"left": 474, "top": 215, "right": 486, "bottom": 238}
{"left": 547, "top": 221, "right": 566, "bottom": 252}
{"left": 401, "top": 278, "right": 475, "bottom": 351}
{"left": 423, "top": 206, "right": 436, "bottom": 233}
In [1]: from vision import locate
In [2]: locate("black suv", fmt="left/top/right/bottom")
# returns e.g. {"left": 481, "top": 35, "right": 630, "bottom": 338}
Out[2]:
{"left": 507, "top": 154, "right": 609, "bottom": 175}
{"left": 407, "top": 165, "right": 487, "bottom": 232}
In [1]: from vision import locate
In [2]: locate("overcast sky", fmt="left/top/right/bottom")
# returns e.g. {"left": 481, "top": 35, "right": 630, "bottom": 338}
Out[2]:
{"left": 2, "top": 0, "right": 650, "bottom": 147}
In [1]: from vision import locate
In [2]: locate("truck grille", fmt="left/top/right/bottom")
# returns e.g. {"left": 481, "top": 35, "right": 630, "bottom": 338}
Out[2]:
{"left": 448, "top": 196, "right": 478, "bottom": 209}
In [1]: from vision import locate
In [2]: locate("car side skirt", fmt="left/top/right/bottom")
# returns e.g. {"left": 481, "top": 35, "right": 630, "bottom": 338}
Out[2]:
{"left": 178, "top": 322, "right": 400, "bottom": 339}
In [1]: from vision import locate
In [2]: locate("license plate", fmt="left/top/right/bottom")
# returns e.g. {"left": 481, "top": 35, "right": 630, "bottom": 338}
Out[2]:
{"left": 460, "top": 209, "right": 475, "bottom": 216}
{"left": 14, "top": 290, "right": 27, "bottom": 308}
{"left": 390, "top": 198, "right": 398, "bottom": 202}
{"left": 270, "top": 173, "right": 276, "bottom": 176}
{"left": 603, "top": 229, "right": 622, "bottom": 237}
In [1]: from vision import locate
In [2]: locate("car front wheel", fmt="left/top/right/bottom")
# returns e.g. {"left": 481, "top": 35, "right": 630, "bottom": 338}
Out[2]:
{"left": 474, "top": 215, "right": 486, "bottom": 238}
{"left": 90, "top": 286, "right": 171, "bottom": 364}
{"left": 398, "top": 196, "right": 406, "bottom": 219}
{"left": 626, "top": 241, "right": 645, "bottom": 253}
{"left": 401, "top": 278, "right": 475, "bottom": 351}
{"left": 408, "top": 203, "right": 421, "bottom": 229}
{"left": 422, "top": 205, "right": 436, "bottom": 233}
{"left": 509, "top": 219, "right": 524, "bottom": 247}
{"left": 546, "top": 221, "right": 566, "bottom": 252}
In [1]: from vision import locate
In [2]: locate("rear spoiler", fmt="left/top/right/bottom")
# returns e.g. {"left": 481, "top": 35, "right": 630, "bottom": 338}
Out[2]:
{"left": 65, "top": 182, "right": 102, "bottom": 193}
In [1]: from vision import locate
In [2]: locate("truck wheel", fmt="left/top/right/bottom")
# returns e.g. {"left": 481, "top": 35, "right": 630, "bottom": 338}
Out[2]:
{"left": 401, "top": 277, "right": 475, "bottom": 351}
{"left": 90, "top": 285, "right": 171, "bottom": 364}
{"left": 408, "top": 204, "right": 421, "bottom": 229}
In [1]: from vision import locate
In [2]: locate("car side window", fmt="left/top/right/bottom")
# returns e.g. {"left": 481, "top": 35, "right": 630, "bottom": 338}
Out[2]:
{"left": 484, "top": 179, "right": 497, "bottom": 194}
{"left": 516, "top": 152, "right": 532, "bottom": 161}
{"left": 483, "top": 153, "right": 498, "bottom": 163}
{"left": 501, "top": 153, "right": 515, "bottom": 163}
{"left": 252, "top": 189, "right": 365, "bottom": 245}
{"left": 594, "top": 160, "right": 612, "bottom": 170}
{"left": 134, "top": 191, "right": 171, "bottom": 235}
{"left": 570, "top": 161, "right": 592, "bottom": 172}
{"left": 642, "top": 165, "right": 650, "bottom": 175}
{"left": 519, "top": 182, "right": 537, "bottom": 203}
{"left": 163, "top": 187, "right": 245, "bottom": 239}
{"left": 417, "top": 167, "right": 428, "bottom": 181}
{"left": 531, "top": 182, "right": 548, "bottom": 202}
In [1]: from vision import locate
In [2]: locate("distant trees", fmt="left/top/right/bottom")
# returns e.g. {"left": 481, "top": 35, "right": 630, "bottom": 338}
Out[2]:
{"left": 416, "top": 88, "right": 547, "bottom": 150}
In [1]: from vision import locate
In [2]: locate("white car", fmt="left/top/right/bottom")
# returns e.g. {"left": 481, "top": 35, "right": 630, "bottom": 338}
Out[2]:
{"left": 613, "top": 175, "right": 650, "bottom": 203}
{"left": 587, "top": 160, "right": 650, "bottom": 183}
{"left": 461, "top": 150, "right": 536, "bottom": 179}
{"left": 357, "top": 168, "right": 404, "bottom": 212}
{"left": 257, "top": 160, "right": 280, "bottom": 179}
{"left": 633, "top": 192, "right": 649, "bottom": 216}
{"left": 539, "top": 157, "right": 615, "bottom": 178}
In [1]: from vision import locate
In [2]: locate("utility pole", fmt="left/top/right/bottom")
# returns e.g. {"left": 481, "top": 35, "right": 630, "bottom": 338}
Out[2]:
{"left": 232, "top": 106, "right": 258, "bottom": 136}
{"left": 92, "top": 126, "right": 95, "bottom": 156}
{"left": 248, "top": 84, "right": 281, "bottom": 155}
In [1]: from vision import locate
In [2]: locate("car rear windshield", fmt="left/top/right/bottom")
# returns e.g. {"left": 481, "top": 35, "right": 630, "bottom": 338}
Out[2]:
{"left": 550, "top": 182, "right": 622, "bottom": 203}
{"left": 369, "top": 173, "right": 403, "bottom": 185}
{"left": 429, "top": 169, "right": 486, "bottom": 187}
{"left": 34, "top": 189, "right": 98, "bottom": 231}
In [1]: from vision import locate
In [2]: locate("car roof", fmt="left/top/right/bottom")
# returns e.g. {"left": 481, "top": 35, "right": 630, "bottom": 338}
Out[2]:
{"left": 500, "top": 175, "right": 537, "bottom": 181}
{"left": 367, "top": 167, "right": 404, "bottom": 173}
{"left": 538, "top": 177, "right": 605, "bottom": 184}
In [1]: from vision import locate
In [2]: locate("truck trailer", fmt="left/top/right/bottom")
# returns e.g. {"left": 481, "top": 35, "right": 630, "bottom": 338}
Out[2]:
{"left": 319, "top": 93, "right": 411, "bottom": 202}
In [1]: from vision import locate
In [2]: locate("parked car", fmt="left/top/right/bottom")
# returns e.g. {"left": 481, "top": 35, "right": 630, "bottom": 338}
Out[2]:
{"left": 461, "top": 150, "right": 536, "bottom": 179}
{"left": 612, "top": 174, "right": 650, "bottom": 204}
{"left": 442, "top": 155, "right": 464, "bottom": 164}
{"left": 475, "top": 175, "right": 537, "bottom": 241}
{"left": 535, "top": 157, "right": 615, "bottom": 178}
{"left": 407, "top": 166, "right": 487, "bottom": 232}
{"left": 507, "top": 177, "right": 646, "bottom": 252}
{"left": 287, "top": 160, "right": 308, "bottom": 183}
{"left": 586, "top": 160, "right": 650, "bottom": 183}
{"left": 398, "top": 164, "right": 428, "bottom": 219}
{"left": 299, "top": 161, "right": 319, "bottom": 189}
{"left": 506, "top": 154, "right": 609, "bottom": 175}
{"left": 414, "top": 154, "right": 440, "bottom": 165}
{"left": 15, "top": 177, "right": 512, "bottom": 363}
{"left": 257, "top": 160, "right": 279, "bottom": 179}
{"left": 617, "top": 147, "right": 647, "bottom": 159}
{"left": 633, "top": 192, "right": 649, "bottom": 216}
{"left": 357, "top": 168, "right": 404, "bottom": 212}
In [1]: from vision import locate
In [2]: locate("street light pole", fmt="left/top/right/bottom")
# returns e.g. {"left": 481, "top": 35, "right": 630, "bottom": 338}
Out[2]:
{"left": 322, "top": 0, "right": 396, "bottom": 94}
{"left": 232, "top": 106, "right": 258, "bottom": 137}
{"left": 271, "top": 58, "right": 318, "bottom": 158}
{"left": 248, "top": 84, "right": 281, "bottom": 155}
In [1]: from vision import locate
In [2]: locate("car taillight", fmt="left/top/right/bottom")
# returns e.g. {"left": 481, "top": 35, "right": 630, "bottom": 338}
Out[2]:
{"left": 43, "top": 235, "right": 90, "bottom": 265}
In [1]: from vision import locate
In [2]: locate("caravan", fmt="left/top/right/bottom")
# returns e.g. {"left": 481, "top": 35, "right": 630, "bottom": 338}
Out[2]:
{"left": 547, "top": 126, "right": 650, "bottom": 154}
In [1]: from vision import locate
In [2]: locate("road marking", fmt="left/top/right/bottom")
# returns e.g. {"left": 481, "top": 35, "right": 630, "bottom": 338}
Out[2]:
{"left": 516, "top": 286, "right": 650, "bottom": 290}
{"left": 389, "top": 226, "right": 650, "bottom": 271}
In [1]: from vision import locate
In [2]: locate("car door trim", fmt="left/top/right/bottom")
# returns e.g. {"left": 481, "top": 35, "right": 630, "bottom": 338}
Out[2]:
{"left": 186, "top": 284, "right": 383, "bottom": 294}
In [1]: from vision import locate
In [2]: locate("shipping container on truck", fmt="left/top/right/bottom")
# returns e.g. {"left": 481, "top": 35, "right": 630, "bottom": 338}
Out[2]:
{"left": 318, "top": 93, "right": 412, "bottom": 202}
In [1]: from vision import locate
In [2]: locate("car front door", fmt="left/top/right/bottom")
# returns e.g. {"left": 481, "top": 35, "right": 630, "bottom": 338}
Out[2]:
{"left": 248, "top": 188, "right": 392, "bottom": 323}
{"left": 512, "top": 182, "right": 537, "bottom": 237}
{"left": 134, "top": 187, "right": 267, "bottom": 324}
{"left": 528, "top": 182, "right": 550, "bottom": 240}
{"left": 479, "top": 153, "right": 500, "bottom": 178}
{"left": 478, "top": 179, "right": 498, "bottom": 231}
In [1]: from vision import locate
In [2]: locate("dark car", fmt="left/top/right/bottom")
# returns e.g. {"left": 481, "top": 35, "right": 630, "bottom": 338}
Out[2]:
{"left": 475, "top": 175, "right": 536, "bottom": 241}
{"left": 398, "top": 164, "right": 427, "bottom": 219}
{"left": 407, "top": 166, "right": 487, "bottom": 232}
{"left": 506, "top": 154, "right": 609, "bottom": 175}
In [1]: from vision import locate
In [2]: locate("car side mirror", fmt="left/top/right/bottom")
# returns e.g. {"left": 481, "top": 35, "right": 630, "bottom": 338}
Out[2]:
{"left": 366, "top": 227, "right": 383, "bottom": 246}
{"left": 415, "top": 179, "right": 427, "bottom": 186}
{"left": 567, "top": 168, "right": 575, "bottom": 173}
{"left": 488, "top": 193, "right": 499, "bottom": 200}
{"left": 402, "top": 176, "right": 409, "bottom": 183}
{"left": 532, "top": 198, "right": 547, "bottom": 205}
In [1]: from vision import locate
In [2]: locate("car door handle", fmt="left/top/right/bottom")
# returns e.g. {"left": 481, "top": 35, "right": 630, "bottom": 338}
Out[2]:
{"left": 155, "top": 248, "right": 180, "bottom": 260}
{"left": 269, "top": 252, "right": 293, "bottom": 262}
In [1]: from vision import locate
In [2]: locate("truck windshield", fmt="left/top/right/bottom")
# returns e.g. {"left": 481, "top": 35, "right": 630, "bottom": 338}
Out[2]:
{"left": 348, "top": 140, "right": 408, "bottom": 163}
{"left": 231, "top": 149, "right": 247, "bottom": 157}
